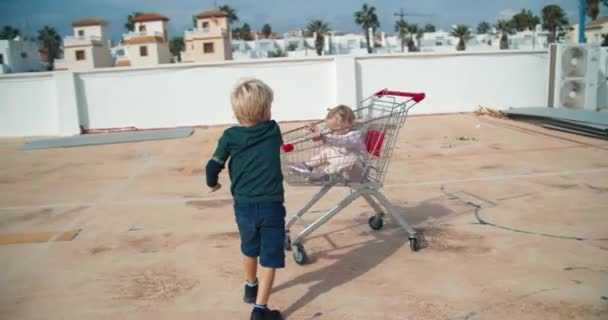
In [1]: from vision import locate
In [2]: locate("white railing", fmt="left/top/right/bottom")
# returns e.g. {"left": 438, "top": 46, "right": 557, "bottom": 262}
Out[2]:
{"left": 123, "top": 31, "right": 164, "bottom": 41}
{"left": 63, "top": 35, "right": 103, "bottom": 47}
{"left": 65, "top": 35, "right": 102, "bottom": 42}
{"left": 185, "top": 27, "right": 226, "bottom": 38}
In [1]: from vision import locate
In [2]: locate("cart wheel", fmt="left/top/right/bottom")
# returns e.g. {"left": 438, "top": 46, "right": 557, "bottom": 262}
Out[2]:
{"left": 368, "top": 216, "right": 384, "bottom": 231}
{"left": 284, "top": 235, "right": 292, "bottom": 251}
{"left": 409, "top": 237, "right": 419, "bottom": 252}
{"left": 292, "top": 244, "right": 307, "bottom": 265}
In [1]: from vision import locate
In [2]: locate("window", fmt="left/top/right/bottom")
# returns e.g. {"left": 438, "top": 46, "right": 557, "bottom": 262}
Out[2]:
{"left": 139, "top": 46, "right": 148, "bottom": 56}
{"left": 202, "top": 22, "right": 209, "bottom": 29}
{"left": 0, "top": 54, "right": 3, "bottom": 65}
{"left": 139, "top": 25, "right": 146, "bottom": 32}
{"left": 78, "top": 30, "right": 84, "bottom": 36}
{"left": 75, "top": 50, "right": 86, "bottom": 61}
{"left": 204, "top": 42, "right": 214, "bottom": 53}
{"left": 20, "top": 52, "right": 28, "bottom": 58}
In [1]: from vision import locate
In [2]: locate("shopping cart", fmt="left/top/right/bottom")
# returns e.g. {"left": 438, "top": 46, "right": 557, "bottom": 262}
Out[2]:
{"left": 280, "top": 89, "right": 426, "bottom": 264}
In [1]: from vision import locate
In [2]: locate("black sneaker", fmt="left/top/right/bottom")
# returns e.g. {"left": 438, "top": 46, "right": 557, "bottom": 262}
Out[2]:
{"left": 250, "top": 307, "right": 282, "bottom": 320}
{"left": 244, "top": 283, "right": 258, "bottom": 304}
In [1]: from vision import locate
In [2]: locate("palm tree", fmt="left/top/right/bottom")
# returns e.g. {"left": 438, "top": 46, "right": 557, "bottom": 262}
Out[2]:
{"left": 542, "top": 4, "right": 569, "bottom": 43}
{"left": 424, "top": 24, "right": 436, "bottom": 33}
{"left": 588, "top": 0, "right": 600, "bottom": 20}
{"left": 407, "top": 23, "right": 423, "bottom": 52}
{"left": 218, "top": 5, "right": 239, "bottom": 24}
{"left": 125, "top": 12, "right": 144, "bottom": 32}
{"left": 496, "top": 20, "right": 515, "bottom": 49}
{"left": 236, "top": 23, "right": 253, "bottom": 41}
{"left": 306, "top": 19, "right": 330, "bottom": 56}
{"left": 354, "top": 4, "right": 380, "bottom": 54}
{"left": 450, "top": 25, "right": 472, "bottom": 51}
{"left": 269, "top": 48, "right": 286, "bottom": 58}
{"left": 476, "top": 21, "right": 491, "bottom": 34}
{"left": 0, "top": 26, "right": 20, "bottom": 40}
{"left": 511, "top": 9, "right": 540, "bottom": 31}
{"left": 37, "top": 26, "right": 61, "bottom": 69}
{"left": 169, "top": 36, "right": 184, "bottom": 61}
{"left": 395, "top": 19, "right": 409, "bottom": 53}
{"left": 261, "top": 24, "right": 272, "bottom": 38}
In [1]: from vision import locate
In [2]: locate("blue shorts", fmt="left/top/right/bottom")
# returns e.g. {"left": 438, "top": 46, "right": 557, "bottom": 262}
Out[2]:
{"left": 234, "top": 201, "right": 286, "bottom": 269}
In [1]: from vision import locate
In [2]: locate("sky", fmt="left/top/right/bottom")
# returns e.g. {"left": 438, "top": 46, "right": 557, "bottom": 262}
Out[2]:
{"left": 1, "top": 0, "right": 584, "bottom": 42}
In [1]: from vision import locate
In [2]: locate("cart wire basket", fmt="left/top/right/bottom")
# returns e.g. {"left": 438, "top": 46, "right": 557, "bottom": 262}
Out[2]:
{"left": 280, "top": 89, "right": 426, "bottom": 264}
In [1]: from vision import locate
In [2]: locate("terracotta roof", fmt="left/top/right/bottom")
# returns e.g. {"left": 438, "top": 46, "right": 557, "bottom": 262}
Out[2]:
{"left": 195, "top": 9, "right": 228, "bottom": 19}
{"left": 132, "top": 13, "right": 169, "bottom": 22}
{"left": 122, "top": 36, "right": 164, "bottom": 45}
{"left": 586, "top": 16, "right": 608, "bottom": 29}
{"left": 72, "top": 18, "right": 107, "bottom": 27}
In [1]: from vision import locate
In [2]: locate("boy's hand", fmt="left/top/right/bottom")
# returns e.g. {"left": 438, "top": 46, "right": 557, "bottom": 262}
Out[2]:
{"left": 306, "top": 123, "right": 318, "bottom": 133}
{"left": 312, "top": 132, "right": 322, "bottom": 142}
{"left": 208, "top": 183, "right": 222, "bottom": 193}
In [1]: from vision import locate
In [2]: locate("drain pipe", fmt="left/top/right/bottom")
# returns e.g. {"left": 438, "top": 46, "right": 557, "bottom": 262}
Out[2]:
{"left": 579, "top": 0, "right": 587, "bottom": 43}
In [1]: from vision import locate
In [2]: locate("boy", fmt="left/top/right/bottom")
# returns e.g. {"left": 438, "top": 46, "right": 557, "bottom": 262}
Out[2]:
{"left": 206, "top": 79, "right": 285, "bottom": 320}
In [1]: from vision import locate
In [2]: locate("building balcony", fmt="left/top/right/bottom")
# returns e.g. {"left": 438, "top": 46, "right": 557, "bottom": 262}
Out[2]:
{"left": 63, "top": 35, "right": 103, "bottom": 47}
{"left": 184, "top": 27, "right": 227, "bottom": 40}
{"left": 123, "top": 31, "right": 164, "bottom": 41}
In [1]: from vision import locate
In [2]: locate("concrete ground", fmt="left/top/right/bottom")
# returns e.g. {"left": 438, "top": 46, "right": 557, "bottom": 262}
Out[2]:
{"left": 0, "top": 114, "right": 607, "bottom": 320}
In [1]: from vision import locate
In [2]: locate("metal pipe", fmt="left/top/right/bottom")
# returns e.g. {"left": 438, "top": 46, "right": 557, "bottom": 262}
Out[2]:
{"left": 579, "top": 0, "right": 587, "bottom": 44}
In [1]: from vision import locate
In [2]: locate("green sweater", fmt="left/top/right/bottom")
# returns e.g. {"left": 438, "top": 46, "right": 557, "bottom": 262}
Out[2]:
{"left": 208, "top": 120, "right": 284, "bottom": 203}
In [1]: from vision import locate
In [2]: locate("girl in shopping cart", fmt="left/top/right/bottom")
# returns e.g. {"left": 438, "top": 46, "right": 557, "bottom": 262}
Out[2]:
{"left": 288, "top": 105, "right": 367, "bottom": 182}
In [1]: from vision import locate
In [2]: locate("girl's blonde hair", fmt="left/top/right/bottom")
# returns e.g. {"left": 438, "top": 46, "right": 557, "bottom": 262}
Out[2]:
{"left": 231, "top": 79, "right": 273, "bottom": 125}
{"left": 326, "top": 105, "right": 356, "bottom": 128}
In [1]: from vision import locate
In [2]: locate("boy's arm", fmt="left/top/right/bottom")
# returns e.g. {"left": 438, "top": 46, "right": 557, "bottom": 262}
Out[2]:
{"left": 205, "top": 134, "right": 230, "bottom": 190}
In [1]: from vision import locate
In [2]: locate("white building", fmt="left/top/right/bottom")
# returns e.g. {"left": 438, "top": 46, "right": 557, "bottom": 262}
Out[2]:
{"left": 0, "top": 37, "right": 45, "bottom": 74}
{"left": 54, "top": 18, "right": 113, "bottom": 71}
{"left": 115, "top": 13, "right": 171, "bottom": 67}
{"left": 567, "top": 16, "right": 608, "bottom": 45}
{"left": 181, "top": 9, "right": 233, "bottom": 63}
{"left": 228, "top": 25, "right": 555, "bottom": 61}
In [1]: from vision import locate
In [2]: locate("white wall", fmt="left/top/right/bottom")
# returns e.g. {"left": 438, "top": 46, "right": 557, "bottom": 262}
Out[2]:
{"left": 78, "top": 58, "right": 334, "bottom": 129}
{"left": 358, "top": 51, "right": 549, "bottom": 114}
{"left": 157, "top": 42, "right": 171, "bottom": 64}
{"left": 0, "top": 40, "right": 44, "bottom": 74}
{"left": 0, "top": 50, "right": 557, "bottom": 137}
{"left": 134, "top": 21, "right": 165, "bottom": 34}
{"left": 92, "top": 45, "right": 113, "bottom": 68}
{"left": 0, "top": 73, "right": 58, "bottom": 136}
{"left": 74, "top": 25, "right": 106, "bottom": 41}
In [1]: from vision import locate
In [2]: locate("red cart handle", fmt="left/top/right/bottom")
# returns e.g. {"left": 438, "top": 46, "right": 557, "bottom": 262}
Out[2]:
{"left": 374, "top": 89, "right": 426, "bottom": 103}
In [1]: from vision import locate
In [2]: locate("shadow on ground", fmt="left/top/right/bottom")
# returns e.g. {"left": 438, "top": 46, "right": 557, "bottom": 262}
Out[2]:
{"left": 275, "top": 200, "right": 454, "bottom": 318}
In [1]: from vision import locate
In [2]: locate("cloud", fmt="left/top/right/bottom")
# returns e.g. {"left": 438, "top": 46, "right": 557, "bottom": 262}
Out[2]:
{"left": 497, "top": 8, "right": 517, "bottom": 21}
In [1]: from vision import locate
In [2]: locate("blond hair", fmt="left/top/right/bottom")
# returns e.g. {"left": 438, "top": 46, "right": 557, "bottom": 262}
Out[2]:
{"left": 231, "top": 79, "right": 273, "bottom": 125}
{"left": 326, "top": 105, "right": 356, "bottom": 128}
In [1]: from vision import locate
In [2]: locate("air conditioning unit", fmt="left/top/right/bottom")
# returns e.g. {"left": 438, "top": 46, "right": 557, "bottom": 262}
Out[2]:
{"left": 548, "top": 44, "right": 601, "bottom": 111}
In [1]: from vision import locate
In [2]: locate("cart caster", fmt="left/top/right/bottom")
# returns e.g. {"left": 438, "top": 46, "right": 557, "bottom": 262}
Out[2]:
{"left": 292, "top": 244, "right": 307, "bottom": 265}
{"left": 409, "top": 237, "right": 419, "bottom": 252}
{"left": 368, "top": 216, "right": 384, "bottom": 231}
{"left": 284, "top": 235, "right": 292, "bottom": 251}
